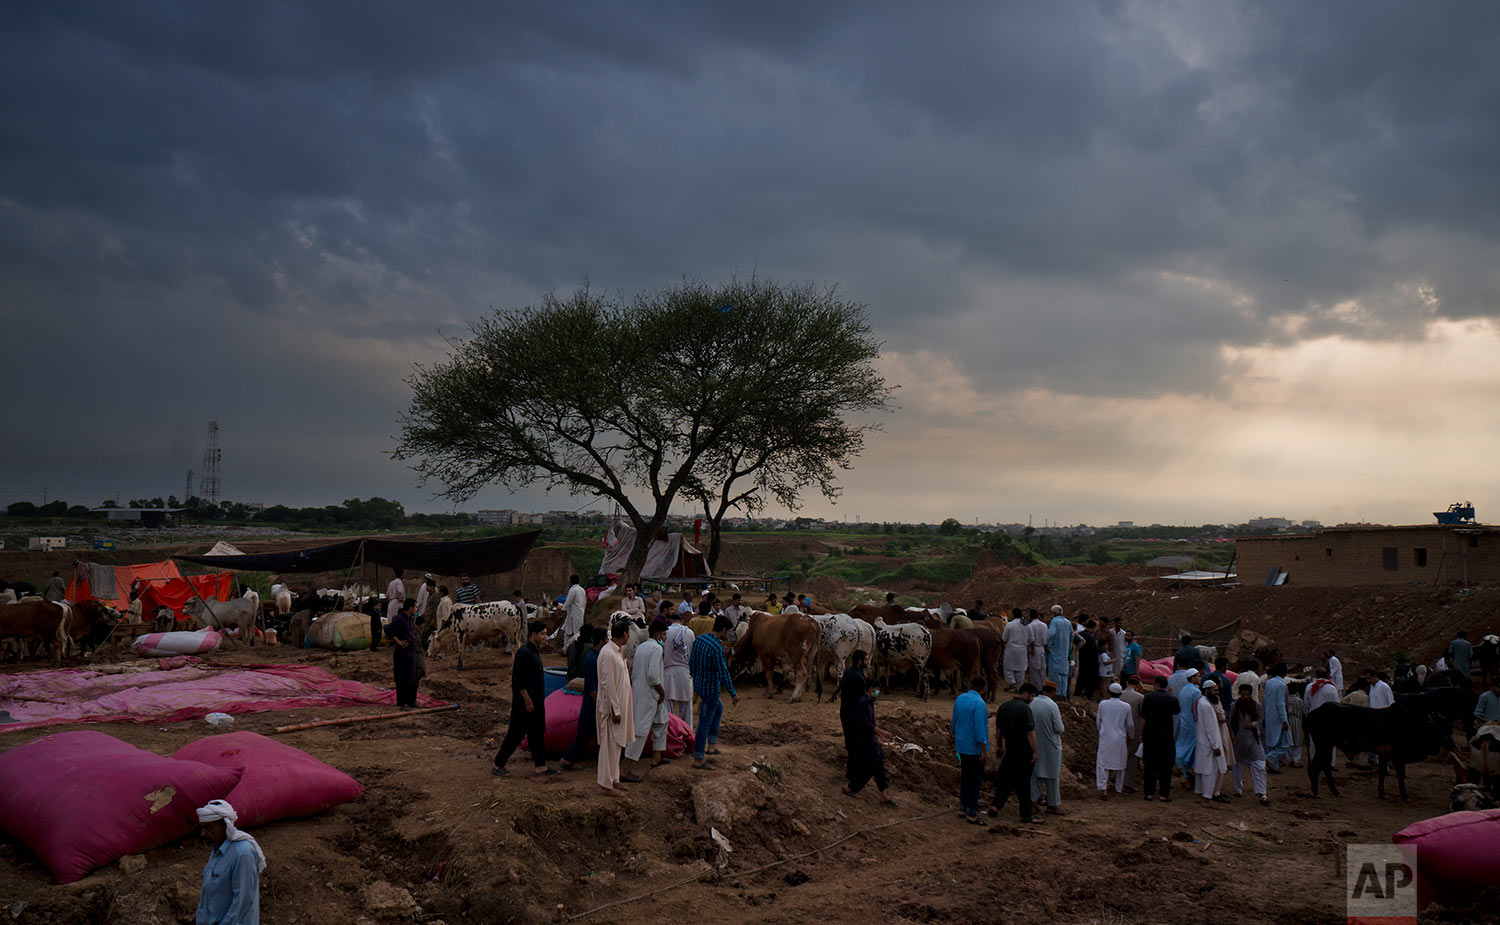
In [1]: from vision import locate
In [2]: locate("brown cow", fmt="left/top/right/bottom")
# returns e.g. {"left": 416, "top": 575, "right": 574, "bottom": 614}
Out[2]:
{"left": 926, "top": 626, "right": 982, "bottom": 698}
{"left": 0, "top": 599, "right": 114, "bottom": 664}
{"left": 849, "top": 604, "right": 921, "bottom": 626}
{"left": 732, "top": 610, "right": 820, "bottom": 702}
{"left": 964, "top": 625, "right": 1002, "bottom": 699}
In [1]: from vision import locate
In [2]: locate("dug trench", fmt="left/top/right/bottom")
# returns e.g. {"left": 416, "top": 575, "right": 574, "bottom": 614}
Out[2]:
{"left": 0, "top": 639, "right": 1483, "bottom": 924}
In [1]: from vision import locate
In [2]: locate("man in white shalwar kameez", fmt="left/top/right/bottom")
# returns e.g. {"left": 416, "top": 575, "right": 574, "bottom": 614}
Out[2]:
{"left": 663, "top": 610, "right": 696, "bottom": 724}
{"left": 622, "top": 620, "right": 669, "bottom": 781}
{"left": 1095, "top": 683, "right": 1132, "bottom": 796}
{"left": 596, "top": 622, "right": 635, "bottom": 796}
{"left": 563, "top": 575, "right": 587, "bottom": 646}
{"left": 1193, "top": 682, "right": 1228, "bottom": 802}
{"left": 1002, "top": 614, "right": 1029, "bottom": 690}
{"left": 1026, "top": 612, "right": 1048, "bottom": 689}
{"left": 1031, "top": 680, "right": 1067, "bottom": 814}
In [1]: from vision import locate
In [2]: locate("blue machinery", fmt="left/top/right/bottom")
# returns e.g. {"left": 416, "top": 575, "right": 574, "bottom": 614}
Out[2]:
{"left": 1433, "top": 502, "right": 1477, "bottom": 525}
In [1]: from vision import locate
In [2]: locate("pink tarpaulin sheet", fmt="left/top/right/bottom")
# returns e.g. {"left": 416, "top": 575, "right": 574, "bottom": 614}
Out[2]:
{"left": 0, "top": 658, "right": 443, "bottom": 733}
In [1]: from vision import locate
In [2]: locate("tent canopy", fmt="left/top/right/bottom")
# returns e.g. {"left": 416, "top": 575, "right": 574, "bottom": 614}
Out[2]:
{"left": 202, "top": 541, "right": 245, "bottom": 557}
{"left": 597, "top": 522, "right": 710, "bottom": 581}
{"left": 67, "top": 561, "right": 234, "bottom": 616}
{"left": 172, "top": 530, "right": 541, "bottom": 576}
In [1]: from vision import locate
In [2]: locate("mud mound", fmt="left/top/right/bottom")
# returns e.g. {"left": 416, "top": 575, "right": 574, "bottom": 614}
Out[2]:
{"left": 1092, "top": 575, "right": 1141, "bottom": 590}
{"left": 806, "top": 576, "right": 851, "bottom": 605}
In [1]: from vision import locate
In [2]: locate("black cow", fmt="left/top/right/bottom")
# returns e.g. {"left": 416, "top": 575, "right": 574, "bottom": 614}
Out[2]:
{"left": 3, "top": 581, "right": 38, "bottom": 598}
{"left": 1306, "top": 702, "right": 1452, "bottom": 800}
{"left": 76, "top": 613, "right": 121, "bottom": 657}
{"left": 1393, "top": 663, "right": 1425, "bottom": 694}
{"left": 1475, "top": 637, "right": 1500, "bottom": 686}
{"left": 1398, "top": 688, "right": 1479, "bottom": 741}
{"left": 1427, "top": 668, "right": 1470, "bottom": 689}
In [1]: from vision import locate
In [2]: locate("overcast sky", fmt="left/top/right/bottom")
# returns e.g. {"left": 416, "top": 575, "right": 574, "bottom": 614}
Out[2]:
{"left": 5, "top": 2, "right": 1500, "bottom": 527}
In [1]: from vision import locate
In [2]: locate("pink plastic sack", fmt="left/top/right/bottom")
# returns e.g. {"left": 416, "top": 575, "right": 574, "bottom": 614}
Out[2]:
{"left": 523, "top": 690, "right": 695, "bottom": 758}
{"left": 524, "top": 689, "right": 585, "bottom": 757}
{"left": 0, "top": 730, "right": 241, "bottom": 883}
{"left": 173, "top": 731, "right": 363, "bottom": 827}
{"left": 1137, "top": 660, "right": 1171, "bottom": 682}
{"left": 1393, "top": 809, "right": 1500, "bottom": 909}
{"left": 132, "top": 629, "right": 223, "bottom": 657}
{"left": 663, "top": 711, "right": 694, "bottom": 759}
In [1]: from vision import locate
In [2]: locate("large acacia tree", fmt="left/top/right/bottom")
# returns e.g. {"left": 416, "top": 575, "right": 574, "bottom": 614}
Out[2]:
{"left": 395, "top": 277, "right": 892, "bottom": 583}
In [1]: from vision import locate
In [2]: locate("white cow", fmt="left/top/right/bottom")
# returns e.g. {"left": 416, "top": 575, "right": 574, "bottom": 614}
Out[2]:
{"left": 611, "top": 611, "right": 650, "bottom": 671}
{"left": 183, "top": 596, "right": 257, "bottom": 646}
{"left": 271, "top": 583, "right": 293, "bottom": 615}
{"left": 809, "top": 613, "right": 877, "bottom": 702}
{"left": 874, "top": 618, "right": 933, "bottom": 700}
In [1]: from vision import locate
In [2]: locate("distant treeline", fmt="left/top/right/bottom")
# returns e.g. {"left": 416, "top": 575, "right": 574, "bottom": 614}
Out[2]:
{"left": 4, "top": 496, "right": 469, "bottom": 531}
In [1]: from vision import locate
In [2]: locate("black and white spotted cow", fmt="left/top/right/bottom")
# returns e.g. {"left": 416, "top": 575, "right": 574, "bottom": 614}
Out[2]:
{"left": 428, "top": 600, "right": 522, "bottom": 669}
{"left": 809, "top": 613, "right": 877, "bottom": 703}
{"left": 874, "top": 617, "right": 932, "bottom": 700}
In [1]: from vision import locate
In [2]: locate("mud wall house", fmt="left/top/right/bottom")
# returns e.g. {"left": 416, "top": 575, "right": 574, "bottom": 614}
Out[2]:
{"left": 1235, "top": 525, "right": 1500, "bottom": 587}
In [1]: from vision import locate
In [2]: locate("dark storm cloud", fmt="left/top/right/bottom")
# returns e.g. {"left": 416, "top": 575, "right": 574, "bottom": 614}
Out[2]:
{"left": 3, "top": 1, "right": 1499, "bottom": 510}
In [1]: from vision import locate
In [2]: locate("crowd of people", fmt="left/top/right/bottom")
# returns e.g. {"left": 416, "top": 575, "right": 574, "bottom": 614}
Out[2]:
{"left": 490, "top": 604, "right": 742, "bottom": 794}
{"left": 380, "top": 578, "right": 1499, "bottom": 824}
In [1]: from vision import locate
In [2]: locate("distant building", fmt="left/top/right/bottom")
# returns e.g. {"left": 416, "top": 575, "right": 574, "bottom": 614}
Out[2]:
{"left": 1237, "top": 523, "right": 1500, "bottom": 587}
{"left": 89, "top": 507, "right": 184, "bottom": 528}
{"left": 476, "top": 509, "right": 516, "bottom": 526}
{"left": 1247, "top": 516, "right": 1293, "bottom": 529}
{"left": 1116, "top": 521, "right": 1134, "bottom": 529}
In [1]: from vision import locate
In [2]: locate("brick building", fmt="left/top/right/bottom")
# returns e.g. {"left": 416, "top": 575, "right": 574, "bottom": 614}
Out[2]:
{"left": 1236, "top": 524, "right": 1500, "bottom": 587}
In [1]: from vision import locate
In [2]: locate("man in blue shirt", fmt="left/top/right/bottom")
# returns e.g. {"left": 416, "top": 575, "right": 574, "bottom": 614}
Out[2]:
{"left": 1476, "top": 678, "right": 1500, "bottom": 724}
{"left": 690, "top": 615, "right": 739, "bottom": 769}
{"left": 561, "top": 626, "right": 606, "bottom": 770}
{"left": 952, "top": 675, "right": 990, "bottom": 825}
{"left": 196, "top": 799, "right": 263, "bottom": 925}
{"left": 1449, "top": 631, "right": 1474, "bottom": 681}
{"left": 1122, "top": 632, "right": 1142, "bottom": 683}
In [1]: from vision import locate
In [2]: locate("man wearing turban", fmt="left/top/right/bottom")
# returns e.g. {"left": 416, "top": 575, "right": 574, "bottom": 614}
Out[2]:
{"left": 195, "top": 800, "right": 264, "bottom": 924}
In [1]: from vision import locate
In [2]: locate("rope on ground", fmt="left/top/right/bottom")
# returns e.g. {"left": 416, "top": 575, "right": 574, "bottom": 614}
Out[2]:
{"left": 565, "top": 806, "right": 951, "bottom": 921}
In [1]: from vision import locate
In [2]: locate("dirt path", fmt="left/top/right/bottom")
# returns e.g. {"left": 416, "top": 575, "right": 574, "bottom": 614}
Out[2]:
{"left": 0, "top": 642, "right": 1473, "bottom": 924}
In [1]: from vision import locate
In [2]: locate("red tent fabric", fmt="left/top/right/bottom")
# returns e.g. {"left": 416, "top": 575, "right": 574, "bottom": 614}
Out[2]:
{"left": 67, "top": 562, "right": 234, "bottom": 619}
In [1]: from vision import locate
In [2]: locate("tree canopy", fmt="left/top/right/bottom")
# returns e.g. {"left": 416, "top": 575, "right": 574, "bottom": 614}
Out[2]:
{"left": 395, "top": 277, "right": 893, "bottom": 580}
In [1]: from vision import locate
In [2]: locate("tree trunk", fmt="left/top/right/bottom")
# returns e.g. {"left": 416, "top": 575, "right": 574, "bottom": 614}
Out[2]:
{"left": 706, "top": 516, "right": 725, "bottom": 572}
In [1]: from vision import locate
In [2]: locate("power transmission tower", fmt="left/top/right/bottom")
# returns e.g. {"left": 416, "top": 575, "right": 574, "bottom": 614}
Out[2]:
{"left": 201, "top": 422, "right": 222, "bottom": 504}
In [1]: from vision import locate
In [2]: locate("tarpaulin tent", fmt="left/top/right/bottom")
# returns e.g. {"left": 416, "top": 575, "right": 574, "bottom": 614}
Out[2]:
{"left": 67, "top": 561, "right": 234, "bottom": 617}
{"left": 597, "top": 522, "right": 710, "bottom": 581}
{"left": 201, "top": 541, "right": 245, "bottom": 557}
{"left": 172, "top": 531, "right": 542, "bottom": 577}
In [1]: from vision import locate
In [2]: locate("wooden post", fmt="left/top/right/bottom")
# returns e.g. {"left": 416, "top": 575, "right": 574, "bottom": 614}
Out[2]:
{"left": 269, "top": 702, "right": 459, "bottom": 734}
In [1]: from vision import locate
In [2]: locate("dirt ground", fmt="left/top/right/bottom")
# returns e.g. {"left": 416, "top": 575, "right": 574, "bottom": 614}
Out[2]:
{"left": 0, "top": 614, "right": 1487, "bottom": 925}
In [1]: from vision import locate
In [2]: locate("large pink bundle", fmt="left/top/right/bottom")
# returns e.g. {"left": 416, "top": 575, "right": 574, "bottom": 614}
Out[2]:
{"left": 1137, "top": 659, "right": 1172, "bottom": 682}
{"left": 173, "top": 731, "right": 363, "bottom": 828}
{"left": 0, "top": 660, "right": 443, "bottom": 732}
{"left": 0, "top": 731, "right": 241, "bottom": 883}
{"left": 522, "top": 691, "right": 695, "bottom": 758}
{"left": 1393, "top": 809, "right": 1500, "bottom": 909}
{"left": 524, "top": 690, "right": 586, "bottom": 756}
{"left": 133, "top": 629, "right": 223, "bottom": 657}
